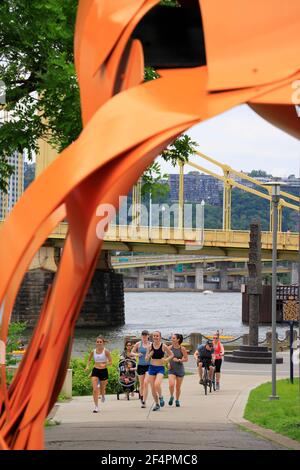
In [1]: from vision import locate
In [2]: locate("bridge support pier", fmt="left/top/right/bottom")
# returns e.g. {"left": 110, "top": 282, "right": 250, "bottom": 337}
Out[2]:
{"left": 232, "top": 276, "right": 242, "bottom": 291}
{"left": 195, "top": 265, "right": 204, "bottom": 290}
{"left": 168, "top": 268, "right": 175, "bottom": 289}
{"left": 12, "top": 248, "right": 125, "bottom": 328}
{"left": 137, "top": 267, "right": 145, "bottom": 289}
{"left": 219, "top": 263, "right": 228, "bottom": 291}
{"left": 291, "top": 262, "right": 298, "bottom": 285}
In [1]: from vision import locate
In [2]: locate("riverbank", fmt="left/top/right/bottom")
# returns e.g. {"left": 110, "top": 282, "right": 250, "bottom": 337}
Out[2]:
{"left": 124, "top": 288, "right": 240, "bottom": 293}
{"left": 21, "top": 292, "right": 293, "bottom": 356}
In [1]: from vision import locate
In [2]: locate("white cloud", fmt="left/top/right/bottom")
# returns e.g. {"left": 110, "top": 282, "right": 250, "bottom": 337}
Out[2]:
{"left": 157, "top": 105, "right": 300, "bottom": 177}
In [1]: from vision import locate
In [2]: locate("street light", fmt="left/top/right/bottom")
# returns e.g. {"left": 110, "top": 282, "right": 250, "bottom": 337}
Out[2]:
{"left": 264, "top": 181, "right": 281, "bottom": 400}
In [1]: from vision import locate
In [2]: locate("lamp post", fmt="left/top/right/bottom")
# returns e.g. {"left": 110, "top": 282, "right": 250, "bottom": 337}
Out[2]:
{"left": 264, "top": 181, "right": 281, "bottom": 400}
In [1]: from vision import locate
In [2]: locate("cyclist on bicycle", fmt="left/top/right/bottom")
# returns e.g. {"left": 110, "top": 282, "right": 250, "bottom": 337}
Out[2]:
{"left": 194, "top": 340, "right": 214, "bottom": 385}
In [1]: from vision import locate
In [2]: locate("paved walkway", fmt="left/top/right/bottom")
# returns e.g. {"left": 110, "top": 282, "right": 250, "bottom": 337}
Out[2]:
{"left": 45, "top": 372, "right": 286, "bottom": 450}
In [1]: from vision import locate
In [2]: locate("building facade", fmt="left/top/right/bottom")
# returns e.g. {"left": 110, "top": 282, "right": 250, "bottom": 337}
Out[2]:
{"left": 169, "top": 171, "right": 223, "bottom": 205}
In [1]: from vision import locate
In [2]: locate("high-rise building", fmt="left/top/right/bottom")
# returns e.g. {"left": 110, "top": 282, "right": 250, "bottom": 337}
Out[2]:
{"left": 0, "top": 110, "right": 25, "bottom": 219}
{"left": 0, "top": 151, "right": 24, "bottom": 219}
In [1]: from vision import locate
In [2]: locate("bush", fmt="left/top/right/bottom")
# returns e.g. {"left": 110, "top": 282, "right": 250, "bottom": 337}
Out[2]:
{"left": 71, "top": 350, "right": 123, "bottom": 396}
{"left": 6, "top": 322, "right": 27, "bottom": 366}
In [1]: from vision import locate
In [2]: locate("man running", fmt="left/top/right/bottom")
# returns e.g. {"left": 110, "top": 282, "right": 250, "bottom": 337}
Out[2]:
{"left": 194, "top": 340, "right": 214, "bottom": 385}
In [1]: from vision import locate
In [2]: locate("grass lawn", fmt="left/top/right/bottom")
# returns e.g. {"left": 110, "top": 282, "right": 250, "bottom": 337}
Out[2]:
{"left": 244, "top": 378, "right": 300, "bottom": 442}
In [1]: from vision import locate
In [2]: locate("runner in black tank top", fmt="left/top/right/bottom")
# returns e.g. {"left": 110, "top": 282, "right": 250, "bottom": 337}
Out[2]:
{"left": 146, "top": 331, "right": 173, "bottom": 411}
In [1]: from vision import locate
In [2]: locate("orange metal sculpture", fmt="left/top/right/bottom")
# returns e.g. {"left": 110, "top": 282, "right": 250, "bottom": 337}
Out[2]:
{"left": 0, "top": 0, "right": 299, "bottom": 450}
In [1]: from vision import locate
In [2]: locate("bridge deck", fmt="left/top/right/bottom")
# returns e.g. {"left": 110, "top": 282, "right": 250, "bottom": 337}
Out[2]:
{"left": 1, "top": 221, "right": 298, "bottom": 260}
{"left": 50, "top": 224, "right": 299, "bottom": 260}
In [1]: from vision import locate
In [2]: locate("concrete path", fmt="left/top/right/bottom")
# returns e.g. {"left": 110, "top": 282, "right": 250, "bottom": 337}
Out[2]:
{"left": 45, "top": 373, "right": 285, "bottom": 450}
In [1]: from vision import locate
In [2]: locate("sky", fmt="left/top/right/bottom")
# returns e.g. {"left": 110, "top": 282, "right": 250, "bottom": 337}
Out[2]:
{"left": 157, "top": 104, "right": 300, "bottom": 178}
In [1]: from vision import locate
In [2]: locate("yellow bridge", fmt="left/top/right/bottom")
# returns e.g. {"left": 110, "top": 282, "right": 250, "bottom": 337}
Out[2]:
{"left": 0, "top": 222, "right": 298, "bottom": 260}
{"left": 35, "top": 222, "right": 299, "bottom": 260}
{"left": 1, "top": 145, "right": 299, "bottom": 261}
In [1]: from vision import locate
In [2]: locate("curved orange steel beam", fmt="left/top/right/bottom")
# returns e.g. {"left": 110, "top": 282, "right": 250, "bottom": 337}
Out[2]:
{"left": 0, "top": 0, "right": 299, "bottom": 449}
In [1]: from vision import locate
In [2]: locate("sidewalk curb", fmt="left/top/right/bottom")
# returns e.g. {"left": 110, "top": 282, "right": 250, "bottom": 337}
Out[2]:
{"left": 47, "top": 404, "right": 60, "bottom": 421}
{"left": 227, "top": 381, "right": 300, "bottom": 450}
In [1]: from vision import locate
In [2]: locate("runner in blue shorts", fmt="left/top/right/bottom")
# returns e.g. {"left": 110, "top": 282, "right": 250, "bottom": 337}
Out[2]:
{"left": 146, "top": 331, "right": 174, "bottom": 411}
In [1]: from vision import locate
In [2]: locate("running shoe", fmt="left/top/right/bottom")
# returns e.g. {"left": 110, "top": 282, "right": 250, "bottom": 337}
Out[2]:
{"left": 216, "top": 383, "right": 220, "bottom": 391}
{"left": 101, "top": 396, "right": 105, "bottom": 403}
{"left": 159, "top": 396, "right": 165, "bottom": 407}
{"left": 152, "top": 404, "right": 160, "bottom": 411}
{"left": 168, "top": 396, "right": 174, "bottom": 406}
{"left": 199, "top": 379, "right": 204, "bottom": 385}
{"left": 141, "top": 401, "right": 146, "bottom": 408}
{"left": 93, "top": 407, "right": 99, "bottom": 413}
{"left": 175, "top": 400, "right": 180, "bottom": 407}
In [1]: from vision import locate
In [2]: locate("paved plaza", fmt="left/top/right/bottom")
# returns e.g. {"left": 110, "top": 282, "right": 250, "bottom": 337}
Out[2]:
{"left": 45, "top": 354, "right": 300, "bottom": 450}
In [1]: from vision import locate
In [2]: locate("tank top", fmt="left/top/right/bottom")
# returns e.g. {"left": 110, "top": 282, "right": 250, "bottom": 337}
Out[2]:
{"left": 214, "top": 341, "right": 222, "bottom": 360}
{"left": 151, "top": 342, "right": 164, "bottom": 360}
{"left": 169, "top": 346, "right": 184, "bottom": 374}
{"left": 94, "top": 348, "right": 107, "bottom": 363}
{"left": 138, "top": 342, "right": 150, "bottom": 366}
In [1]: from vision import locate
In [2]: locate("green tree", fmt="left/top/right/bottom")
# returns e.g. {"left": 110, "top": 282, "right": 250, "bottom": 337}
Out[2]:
{"left": 0, "top": 0, "right": 80, "bottom": 193}
{"left": 248, "top": 170, "right": 272, "bottom": 178}
{"left": 0, "top": 0, "right": 186, "bottom": 193}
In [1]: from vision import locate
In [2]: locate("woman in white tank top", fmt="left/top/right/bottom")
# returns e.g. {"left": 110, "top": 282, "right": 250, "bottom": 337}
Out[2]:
{"left": 85, "top": 336, "right": 112, "bottom": 413}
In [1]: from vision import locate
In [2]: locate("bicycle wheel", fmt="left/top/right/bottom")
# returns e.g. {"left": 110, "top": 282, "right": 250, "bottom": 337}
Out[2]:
{"left": 203, "top": 369, "right": 208, "bottom": 396}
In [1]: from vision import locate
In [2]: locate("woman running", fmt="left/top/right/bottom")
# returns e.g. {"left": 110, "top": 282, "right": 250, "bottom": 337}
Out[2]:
{"left": 146, "top": 331, "right": 174, "bottom": 411}
{"left": 131, "top": 330, "right": 151, "bottom": 408}
{"left": 85, "top": 336, "right": 112, "bottom": 413}
{"left": 212, "top": 333, "right": 225, "bottom": 391}
{"left": 168, "top": 334, "right": 188, "bottom": 407}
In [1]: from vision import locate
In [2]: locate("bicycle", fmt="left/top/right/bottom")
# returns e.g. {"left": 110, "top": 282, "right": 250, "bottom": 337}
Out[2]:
{"left": 201, "top": 361, "right": 215, "bottom": 395}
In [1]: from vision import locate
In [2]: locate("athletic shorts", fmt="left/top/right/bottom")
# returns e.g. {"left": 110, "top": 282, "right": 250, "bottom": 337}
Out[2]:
{"left": 168, "top": 369, "right": 185, "bottom": 378}
{"left": 214, "top": 359, "right": 222, "bottom": 373}
{"left": 91, "top": 367, "right": 108, "bottom": 381}
{"left": 137, "top": 364, "right": 150, "bottom": 376}
{"left": 148, "top": 365, "right": 165, "bottom": 376}
{"left": 198, "top": 358, "right": 212, "bottom": 369}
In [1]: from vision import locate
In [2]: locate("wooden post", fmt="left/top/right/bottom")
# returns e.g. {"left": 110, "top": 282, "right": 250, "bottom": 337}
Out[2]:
{"left": 190, "top": 333, "right": 203, "bottom": 353}
{"left": 248, "top": 219, "right": 262, "bottom": 346}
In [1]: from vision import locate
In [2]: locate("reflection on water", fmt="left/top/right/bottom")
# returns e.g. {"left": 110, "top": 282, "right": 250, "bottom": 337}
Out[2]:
{"left": 70, "top": 292, "right": 291, "bottom": 356}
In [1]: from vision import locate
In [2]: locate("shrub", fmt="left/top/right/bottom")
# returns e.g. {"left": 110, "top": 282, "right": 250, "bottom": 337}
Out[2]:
{"left": 6, "top": 322, "right": 27, "bottom": 366}
{"left": 71, "top": 350, "right": 122, "bottom": 396}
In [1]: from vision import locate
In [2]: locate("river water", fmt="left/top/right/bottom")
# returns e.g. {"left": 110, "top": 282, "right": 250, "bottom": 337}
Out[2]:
{"left": 71, "top": 292, "right": 291, "bottom": 357}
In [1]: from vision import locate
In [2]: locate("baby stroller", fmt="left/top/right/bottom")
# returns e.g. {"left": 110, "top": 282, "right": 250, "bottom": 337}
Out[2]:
{"left": 116, "top": 358, "right": 140, "bottom": 400}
